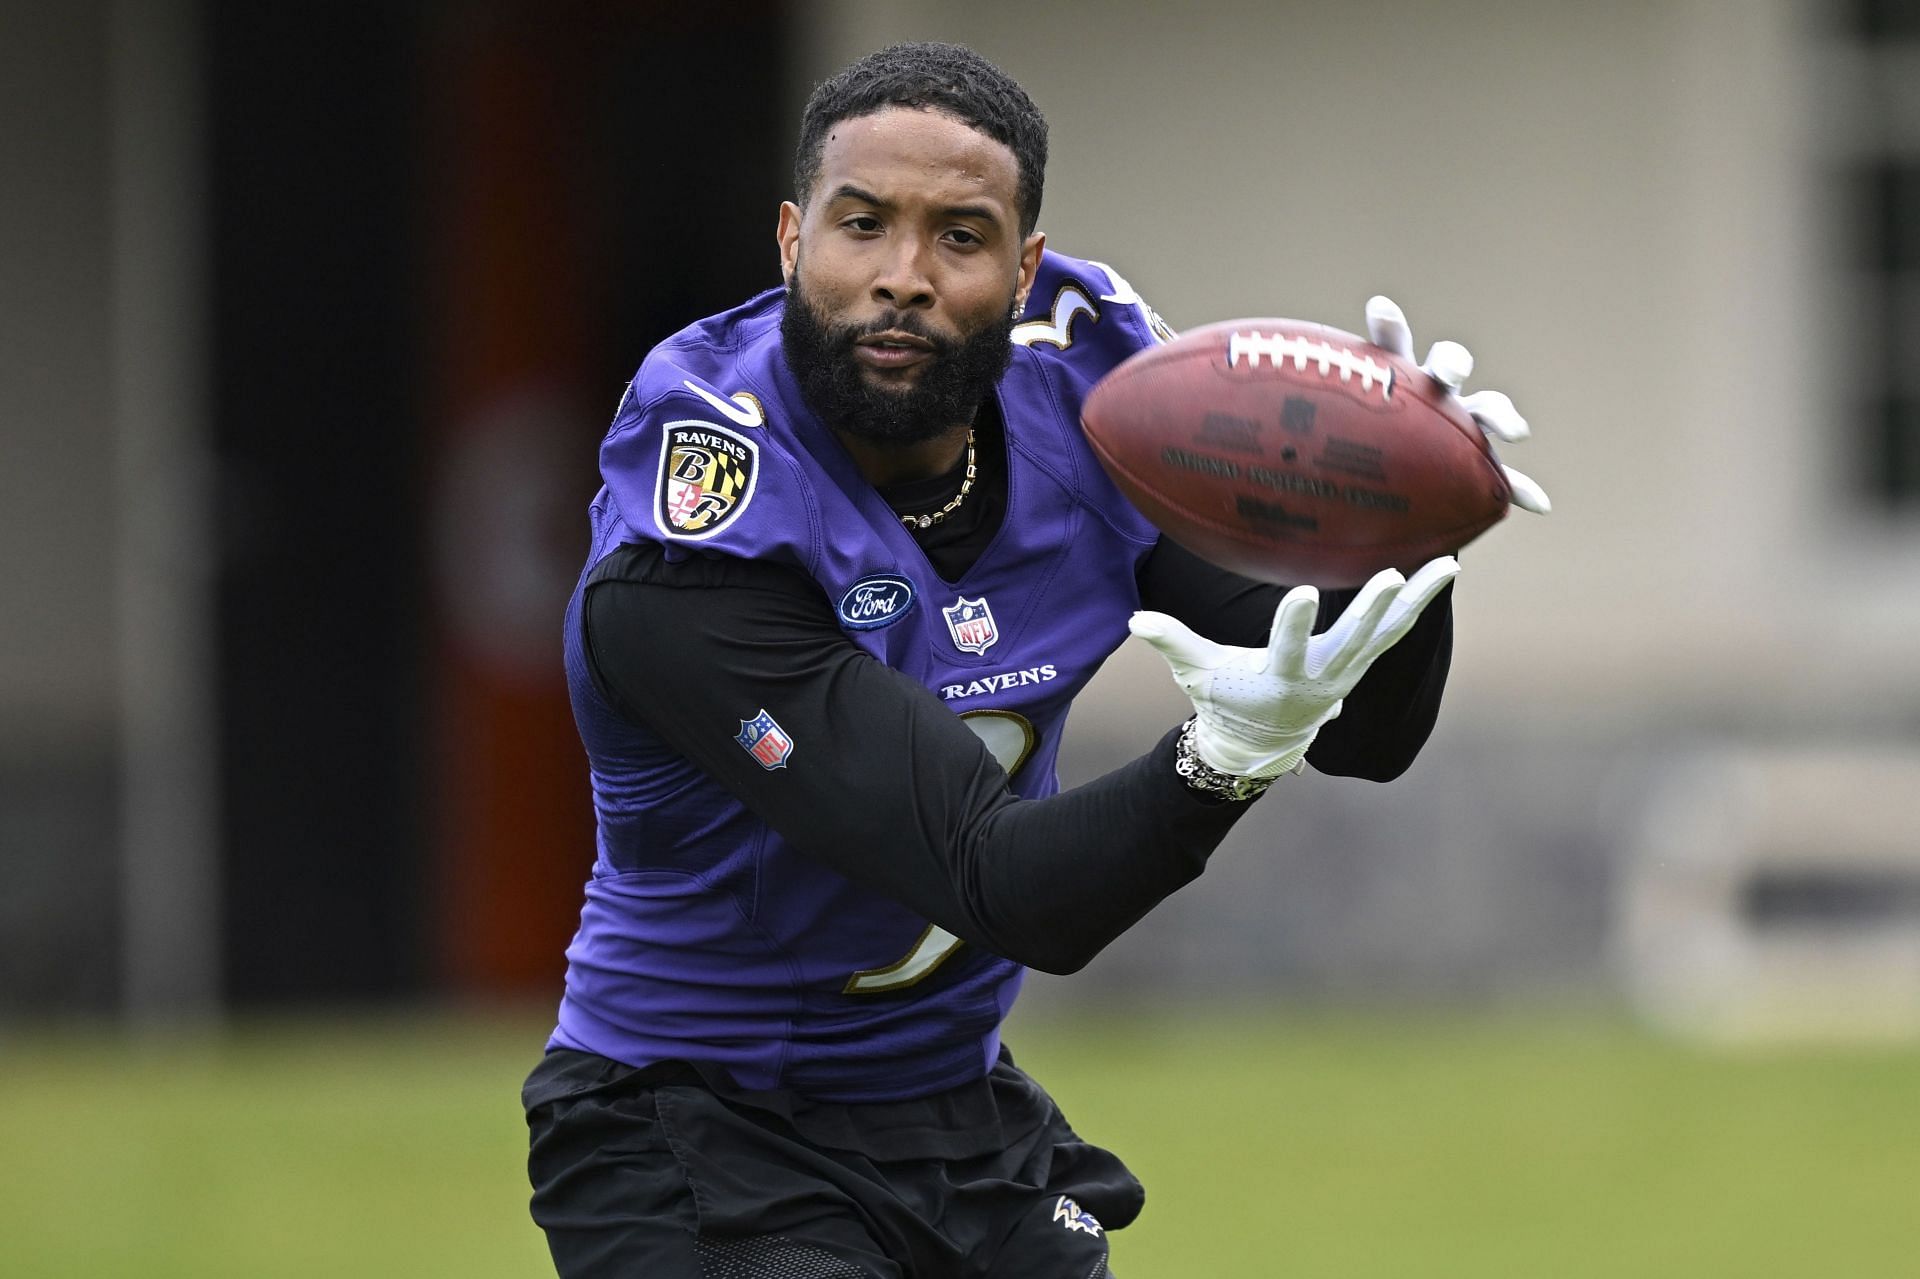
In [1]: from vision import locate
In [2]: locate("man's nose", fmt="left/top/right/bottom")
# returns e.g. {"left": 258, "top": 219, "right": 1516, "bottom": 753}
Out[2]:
{"left": 872, "top": 238, "right": 935, "bottom": 309}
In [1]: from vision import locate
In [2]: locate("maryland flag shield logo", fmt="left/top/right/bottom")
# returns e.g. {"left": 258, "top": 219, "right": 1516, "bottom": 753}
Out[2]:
{"left": 656, "top": 420, "right": 759, "bottom": 538}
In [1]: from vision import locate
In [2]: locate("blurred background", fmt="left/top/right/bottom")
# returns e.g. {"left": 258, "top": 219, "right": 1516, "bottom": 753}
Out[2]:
{"left": 4, "top": 0, "right": 1919, "bottom": 1275}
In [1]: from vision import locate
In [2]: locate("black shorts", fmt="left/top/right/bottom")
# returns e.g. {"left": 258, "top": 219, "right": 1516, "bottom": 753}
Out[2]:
{"left": 523, "top": 1046, "right": 1141, "bottom": 1278}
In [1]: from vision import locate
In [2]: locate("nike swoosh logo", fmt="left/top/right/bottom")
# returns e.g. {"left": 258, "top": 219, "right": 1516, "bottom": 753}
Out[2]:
{"left": 683, "top": 380, "right": 765, "bottom": 428}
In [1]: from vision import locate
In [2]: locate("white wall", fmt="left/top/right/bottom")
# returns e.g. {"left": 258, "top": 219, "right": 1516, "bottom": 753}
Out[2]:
{"left": 0, "top": 0, "right": 216, "bottom": 1017}
{"left": 796, "top": 0, "right": 1919, "bottom": 734}
{"left": 0, "top": 2, "right": 118, "bottom": 752}
{"left": 0, "top": 0, "right": 125, "bottom": 1010}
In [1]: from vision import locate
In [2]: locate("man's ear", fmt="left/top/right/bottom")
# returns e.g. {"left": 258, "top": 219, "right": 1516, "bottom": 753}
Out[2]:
{"left": 777, "top": 202, "right": 802, "bottom": 287}
{"left": 1013, "top": 230, "right": 1046, "bottom": 315}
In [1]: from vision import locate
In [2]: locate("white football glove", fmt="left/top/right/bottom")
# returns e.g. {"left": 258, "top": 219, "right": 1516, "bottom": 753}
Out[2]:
{"left": 1130, "top": 557, "right": 1460, "bottom": 780}
{"left": 1365, "top": 296, "right": 1550, "bottom": 515}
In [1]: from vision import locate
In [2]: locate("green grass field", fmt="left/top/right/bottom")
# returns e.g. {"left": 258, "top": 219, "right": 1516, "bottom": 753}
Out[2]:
{"left": 3, "top": 1006, "right": 1915, "bottom": 1277}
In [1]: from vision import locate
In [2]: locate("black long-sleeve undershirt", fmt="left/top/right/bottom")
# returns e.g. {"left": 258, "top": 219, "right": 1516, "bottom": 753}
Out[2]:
{"left": 581, "top": 535, "right": 1451, "bottom": 975}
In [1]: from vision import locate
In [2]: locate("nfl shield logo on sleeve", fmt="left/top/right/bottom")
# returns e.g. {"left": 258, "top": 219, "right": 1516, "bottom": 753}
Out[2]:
{"left": 734, "top": 709, "right": 793, "bottom": 769}
{"left": 942, "top": 595, "right": 999, "bottom": 655}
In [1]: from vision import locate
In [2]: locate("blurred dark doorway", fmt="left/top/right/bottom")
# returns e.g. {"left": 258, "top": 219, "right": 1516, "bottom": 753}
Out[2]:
{"left": 207, "top": 0, "right": 790, "bottom": 1005}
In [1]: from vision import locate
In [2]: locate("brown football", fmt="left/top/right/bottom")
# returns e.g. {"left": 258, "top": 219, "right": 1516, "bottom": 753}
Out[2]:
{"left": 1081, "top": 318, "right": 1510, "bottom": 588}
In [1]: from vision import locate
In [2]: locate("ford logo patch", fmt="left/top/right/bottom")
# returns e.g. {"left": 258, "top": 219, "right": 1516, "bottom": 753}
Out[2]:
{"left": 838, "top": 574, "right": 915, "bottom": 631}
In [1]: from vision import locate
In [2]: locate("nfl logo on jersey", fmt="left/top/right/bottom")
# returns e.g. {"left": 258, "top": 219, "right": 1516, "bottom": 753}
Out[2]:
{"left": 734, "top": 709, "right": 793, "bottom": 769}
{"left": 942, "top": 596, "right": 999, "bottom": 655}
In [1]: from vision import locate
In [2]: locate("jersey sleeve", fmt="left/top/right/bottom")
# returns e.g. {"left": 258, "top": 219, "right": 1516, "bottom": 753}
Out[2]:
{"left": 1013, "top": 251, "right": 1177, "bottom": 381}
{"left": 595, "top": 340, "right": 819, "bottom": 575}
{"left": 583, "top": 541, "right": 1254, "bottom": 975}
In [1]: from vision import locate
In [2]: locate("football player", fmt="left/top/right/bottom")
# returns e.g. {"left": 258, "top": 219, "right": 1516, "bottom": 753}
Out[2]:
{"left": 522, "top": 41, "right": 1543, "bottom": 1278}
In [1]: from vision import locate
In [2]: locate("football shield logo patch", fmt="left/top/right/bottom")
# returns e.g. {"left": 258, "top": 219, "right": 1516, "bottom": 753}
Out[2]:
{"left": 942, "top": 596, "right": 999, "bottom": 654}
{"left": 656, "top": 420, "right": 758, "bottom": 538}
{"left": 734, "top": 709, "right": 793, "bottom": 769}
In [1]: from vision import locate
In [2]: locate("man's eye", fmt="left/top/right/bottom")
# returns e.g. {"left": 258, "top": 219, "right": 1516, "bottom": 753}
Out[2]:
{"left": 946, "top": 229, "right": 980, "bottom": 246}
{"left": 845, "top": 216, "right": 881, "bottom": 232}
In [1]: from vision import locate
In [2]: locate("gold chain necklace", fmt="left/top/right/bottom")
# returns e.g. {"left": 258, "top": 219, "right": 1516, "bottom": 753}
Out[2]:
{"left": 899, "top": 430, "right": 977, "bottom": 531}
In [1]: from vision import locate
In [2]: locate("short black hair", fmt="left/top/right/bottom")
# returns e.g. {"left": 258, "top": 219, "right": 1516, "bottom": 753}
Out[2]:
{"left": 794, "top": 42, "right": 1049, "bottom": 237}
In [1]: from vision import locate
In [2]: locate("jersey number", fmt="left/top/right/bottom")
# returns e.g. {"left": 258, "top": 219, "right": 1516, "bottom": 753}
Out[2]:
{"left": 841, "top": 711, "right": 1036, "bottom": 994}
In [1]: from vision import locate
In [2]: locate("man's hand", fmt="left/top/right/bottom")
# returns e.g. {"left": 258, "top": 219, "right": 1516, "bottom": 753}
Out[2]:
{"left": 1130, "top": 557, "right": 1460, "bottom": 781}
{"left": 1365, "top": 296, "right": 1551, "bottom": 515}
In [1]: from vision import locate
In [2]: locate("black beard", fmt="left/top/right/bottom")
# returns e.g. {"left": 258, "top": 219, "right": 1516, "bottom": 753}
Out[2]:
{"left": 780, "top": 268, "right": 1016, "bottom": 446}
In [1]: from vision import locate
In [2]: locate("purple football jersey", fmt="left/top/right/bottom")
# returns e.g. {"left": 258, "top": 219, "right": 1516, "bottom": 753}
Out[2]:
{"left": 552, "top": 252, "right": 1173, "bottom": 1101}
